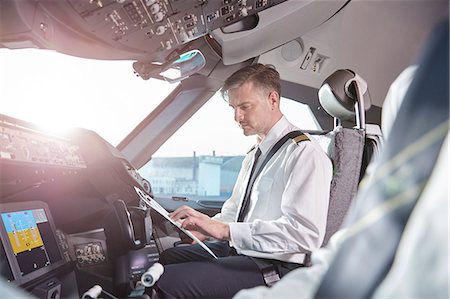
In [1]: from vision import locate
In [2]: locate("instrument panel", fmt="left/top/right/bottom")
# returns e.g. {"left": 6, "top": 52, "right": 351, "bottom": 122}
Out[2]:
{"left": 66, "top": 0, "right": 286, "bottom": 54}
{"left": 0, "top": 119, "right": 86, "bottom": 169}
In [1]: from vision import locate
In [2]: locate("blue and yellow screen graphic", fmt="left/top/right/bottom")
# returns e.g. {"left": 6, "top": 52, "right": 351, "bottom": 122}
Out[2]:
{"left": 1, "top": 210, "right": 44, "bottom": 255}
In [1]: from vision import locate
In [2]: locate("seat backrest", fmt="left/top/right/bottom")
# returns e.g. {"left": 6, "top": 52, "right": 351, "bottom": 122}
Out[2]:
{"left": 322, "top": 127, "right": 366, "bottom": 246}
{"left": 310, "top": 126, "right": 368, "bottom": 247}
{"left": 313, "top": 69, "right": 382, "bottom": 246}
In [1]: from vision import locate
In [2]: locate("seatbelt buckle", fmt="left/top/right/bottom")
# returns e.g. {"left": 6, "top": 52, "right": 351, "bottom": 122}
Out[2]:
{"left": 262, "top": 268, "right": 280, "bottom": 287}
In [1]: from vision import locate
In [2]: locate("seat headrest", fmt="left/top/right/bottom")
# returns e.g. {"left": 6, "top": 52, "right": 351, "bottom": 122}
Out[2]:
{"left": 318, "top": 69, "right": 371, "bottom": 126}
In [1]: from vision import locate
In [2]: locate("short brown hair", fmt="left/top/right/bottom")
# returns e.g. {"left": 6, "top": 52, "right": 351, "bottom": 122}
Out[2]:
{"left": 221, "top": 63, "right": 281, "bottom": 101}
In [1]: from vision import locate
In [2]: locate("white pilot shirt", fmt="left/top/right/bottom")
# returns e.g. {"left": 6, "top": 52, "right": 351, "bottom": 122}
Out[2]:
{"left": 213, "top": 116, "right": 333, "bottom": 264}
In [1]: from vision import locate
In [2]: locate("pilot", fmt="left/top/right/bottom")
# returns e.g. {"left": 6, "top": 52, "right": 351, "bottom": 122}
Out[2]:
{"left": 152, "top": 63, "right": 333, "bottom": 298}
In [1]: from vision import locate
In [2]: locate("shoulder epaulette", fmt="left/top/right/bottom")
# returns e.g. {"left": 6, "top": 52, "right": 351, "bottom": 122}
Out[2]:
{"left": 292, "top": 133, "right": 309, "bottom": 144}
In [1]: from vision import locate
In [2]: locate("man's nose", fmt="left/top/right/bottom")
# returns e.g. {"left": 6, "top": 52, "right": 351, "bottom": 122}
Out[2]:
{"left": 234, "top": 109, "right": 242, "bottom": 122}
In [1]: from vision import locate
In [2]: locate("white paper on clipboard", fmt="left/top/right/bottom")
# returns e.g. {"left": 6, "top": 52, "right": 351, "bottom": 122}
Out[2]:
{"left": 134, "top": 186, "right": 218, "bottom": 259}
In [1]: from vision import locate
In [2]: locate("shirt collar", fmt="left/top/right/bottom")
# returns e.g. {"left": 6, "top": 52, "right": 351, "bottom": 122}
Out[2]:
{"left": 257, "top": 116, "right": 292, "bottom": 155}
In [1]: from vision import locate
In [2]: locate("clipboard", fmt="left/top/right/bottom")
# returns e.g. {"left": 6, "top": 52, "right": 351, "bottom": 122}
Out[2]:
{"left": 134, "top": 186, "right": 218, "bottom": 259}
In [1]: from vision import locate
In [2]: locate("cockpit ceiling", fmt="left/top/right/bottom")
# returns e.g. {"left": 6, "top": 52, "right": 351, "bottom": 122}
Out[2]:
{"left": 0, "top": 1, "right": 347, "bottom": 65}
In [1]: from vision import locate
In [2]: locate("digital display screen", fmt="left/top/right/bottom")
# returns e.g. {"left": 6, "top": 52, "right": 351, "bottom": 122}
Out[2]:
{"left": 1, "top": 208, "right": 62, "bottom": 278}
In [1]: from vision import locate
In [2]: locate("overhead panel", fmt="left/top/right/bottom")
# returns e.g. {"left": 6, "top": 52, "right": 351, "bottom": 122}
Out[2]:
{"left": 1, "top": 0, "right": 288, "bottom": 62}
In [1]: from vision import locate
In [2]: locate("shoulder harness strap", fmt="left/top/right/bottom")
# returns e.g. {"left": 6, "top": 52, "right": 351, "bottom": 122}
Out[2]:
{"left": 266, "top": 130, "right": 309, "bottom": 161}
{"left": 251, "top": 130, "right": 308, "bottom": 188}
{"left": 247, "top": 130, "right": 308, "bottom": 155}
{"left": 249, "top": 130, "right": 309, "bottom": 284}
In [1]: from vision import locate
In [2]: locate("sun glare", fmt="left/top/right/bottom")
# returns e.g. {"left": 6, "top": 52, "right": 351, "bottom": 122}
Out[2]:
{"left": 0, "top": 48, "right": 176, "bottom": 145}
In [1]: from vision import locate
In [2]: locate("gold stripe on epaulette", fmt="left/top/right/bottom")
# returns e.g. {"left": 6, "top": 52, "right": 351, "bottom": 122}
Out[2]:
{"left": 292, "top": 134, "right": 309, "bottom": 144}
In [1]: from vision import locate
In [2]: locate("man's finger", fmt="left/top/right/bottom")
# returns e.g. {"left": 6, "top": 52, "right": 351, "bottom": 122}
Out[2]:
{"left": 170, "top": 205, "right": 192, "bottom": 220}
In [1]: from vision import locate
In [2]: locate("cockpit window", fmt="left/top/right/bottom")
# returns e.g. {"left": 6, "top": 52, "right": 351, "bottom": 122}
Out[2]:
{"left": 0, "top": 48, "right": 178, "bottom": 146}
{"left": 280, "top": 97, "right": 322, "bottom": 131}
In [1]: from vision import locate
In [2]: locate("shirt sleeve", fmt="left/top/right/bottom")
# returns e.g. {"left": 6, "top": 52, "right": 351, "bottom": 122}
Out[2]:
{"left": 229, "top": 141, "right": 333, "bottom": 254}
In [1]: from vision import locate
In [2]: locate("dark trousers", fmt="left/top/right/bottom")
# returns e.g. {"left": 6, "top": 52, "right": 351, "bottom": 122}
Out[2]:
{"left": 153, "top": 241, "right": 295, "bottom": 299}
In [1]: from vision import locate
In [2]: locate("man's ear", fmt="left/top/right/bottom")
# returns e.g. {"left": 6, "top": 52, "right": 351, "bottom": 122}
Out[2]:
{"left": 268, "top": 90, "right": 280, "bottom": 108}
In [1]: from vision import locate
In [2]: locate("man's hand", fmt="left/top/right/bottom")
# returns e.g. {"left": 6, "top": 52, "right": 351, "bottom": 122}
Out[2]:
{"left": 170, "top": 206, "right": 230, "bottom": 241}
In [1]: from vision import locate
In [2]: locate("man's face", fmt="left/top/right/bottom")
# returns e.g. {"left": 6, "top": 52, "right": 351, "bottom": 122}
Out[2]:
{"left": 228, "top": 81, "right": 273, "bottom": 137}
